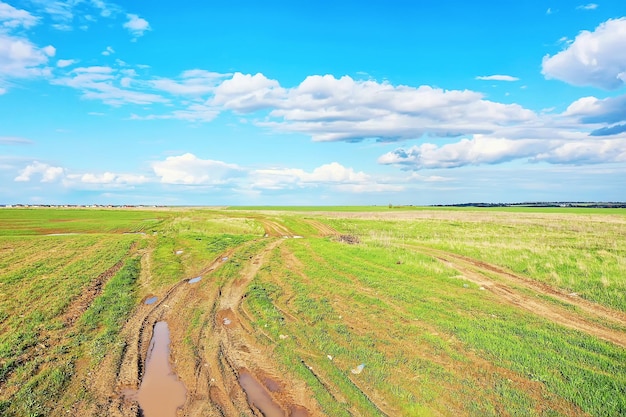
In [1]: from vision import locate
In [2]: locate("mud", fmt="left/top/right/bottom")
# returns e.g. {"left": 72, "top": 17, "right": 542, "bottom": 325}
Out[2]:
{"left": 125, "top": 321, "right": 186, "bottom": 417}
{"left": 239, "top": 370, "right": 286, "bottom": 417}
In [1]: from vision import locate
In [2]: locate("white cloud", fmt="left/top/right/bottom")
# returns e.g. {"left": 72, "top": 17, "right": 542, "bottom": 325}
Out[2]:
{"left": 0, "top": 1, "right": 38, "bottom": 28}
{"left": 251, "top": 162, "right": 376, "bottom": 190}
{"left": 564, "top": 94, "right": 626, "bottom": 125}
{"left": 56, "top": 58, "right": 77, "bottom": 68}
{"left": 576, "top": 3, "right": 598, "bottom": 10}
{"left": 67, "top": 172, "right": 149, "bottom": 185}
{"left": 52, "top": 65, "right": 168, "bottom": 106}
{"left": 378, "top": 135, "right": 626, "bottom": 170}
{"left": 542, "top": 18, "right": 626, "bottom": 89}
{"left": 0, "top": 136, "right": 32, "bottom": 145}
{"left": 102, "top": 46, "right": 115, "bottom": 56}
{"left": 123, "top": 13, "right": 150, "bottom": 37}
{"left": 212, "top": 72, "right": 285, "bottom": 112}
{"left": 378, "top": 136, "right": 548, "bottom": 169}
{"left": 151, "top": 69, "right": 228, "bottom": 95}
{"left": 0, "top": 33, "right": 54, "bottom": 79}
{"left": 259, "top": 74, "right": 535, "bottom": 142}
{"left": 15, "top": 161, "right": 64, "bottom": 182}
{"left": 152, "top": 153, "right": 243, "bottom": 185}
{"left": 475, "top": 75, "right": 519, "bottom": 81}
{"left": 532, "top": 139, "right": 626, "bottom": 164}
{"left": 91, "top": 0, "right": 120, "bottom": 18}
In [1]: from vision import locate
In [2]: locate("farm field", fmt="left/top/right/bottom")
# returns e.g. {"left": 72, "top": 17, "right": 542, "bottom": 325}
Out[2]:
{"left": 0, "top": 207, "right": 625, "bottom": 417}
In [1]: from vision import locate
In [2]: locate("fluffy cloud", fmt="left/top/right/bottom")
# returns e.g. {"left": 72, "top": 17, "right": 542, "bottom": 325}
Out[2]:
{"left": 0, "top": 1, "right": 38, "bottom": 28}
{"left": 0, "top": 34, "right": 54, "bottom": 79}
{"left": 15, "top": 161, "right": 64, "bottom": 182}
{"left": 251, "top": 162, "right": 400, "bottom": 192}
{"left": 152, "top": 153, "right": 243, "bottom": 185}
{"left": 564, "top": 94, "right": 626, "bottom": 124}
{"left": 542, "top": 18, "right": 626, "bottom": 89}
{"left": 475, "top": 75, "right": 519, "bottom": 81}
{"left": 254, "top": 74, "right": 535, "bottom": 142}
{"left": 124, "top": 13, "right": 150, "bottom": 37}
{"left": 67, "top": 172, "right": 148, "bottom": 185}
{"left": 212, "top": 72, "right": 285, "bottom": 112}
{"left": 378, "top": 135, "right": 626, "bottom": 170}
{"left": 56, "top": 58, "right": 77, "bottom": 68}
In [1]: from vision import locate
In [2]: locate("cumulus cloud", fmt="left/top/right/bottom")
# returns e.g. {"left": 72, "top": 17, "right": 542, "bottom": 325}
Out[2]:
{"left": 124, "top": 13, "right": 150, "bottom": 37}
{"left": 564, "top": 94, "right": 626, "bottom": 124}
{"left": 212, "top": 72, "right": 285, "bottom": 112}
{"left": 378, "top": 136, "right": 548, "bottom": 169}
{"left": 255, "top": 74, "right": 535, "bottom": 142}
{"left": 475, "top": 75, "right": 519, "bottom": 81}
{"left": 0, "top": 1, "right": 38, "bottom": 28}
{"left": 533, "top": 139, "right": 626, "bottom": 164}
{"left": 152, "top": 153, "right": 243, "bottom": 185}
{"left": 67, "top": 172, "right": 148, "bottom": 185}
{"left": 0, "top": 33, "right": 54, "bottom": 82}
{"left": 15, "top": 161, "right": 64, "bottom": 182}
{"left": 542, "top": 18, "right": 626, "bottom": 89}
{"left": 378, "top": 135, "right": 626, "bottom": 170}
{"left": 251, "top": 162, "right": 401, "bottom": 192}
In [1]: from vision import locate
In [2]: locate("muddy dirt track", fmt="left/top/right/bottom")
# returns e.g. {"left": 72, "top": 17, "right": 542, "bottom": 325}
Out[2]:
{"left": 75, "top": 237, "right": 321, "bottom": 417}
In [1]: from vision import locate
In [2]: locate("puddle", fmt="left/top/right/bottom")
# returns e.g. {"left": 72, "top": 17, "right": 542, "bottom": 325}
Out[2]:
{"left": 290, "top": 406, "right": 310, "bottom": 417}
{"left": 263, "top": 377, "right": 280, "bottom": 392}
{"left": 188, "top": 276, "right": 202, "bottom": 284}
{"left": 124, "top": 321, "right": 186, "bottom": 417}
{"left": 239, "top": 370, "right": 286, "bottom": 417}
{"left": 144, "top": 296, "right": 158, "bottom": 305}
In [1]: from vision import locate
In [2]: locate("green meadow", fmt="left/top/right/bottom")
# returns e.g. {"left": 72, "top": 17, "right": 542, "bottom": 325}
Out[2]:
{"left": 0, "top": 207, "right": 624, "bottom": 416}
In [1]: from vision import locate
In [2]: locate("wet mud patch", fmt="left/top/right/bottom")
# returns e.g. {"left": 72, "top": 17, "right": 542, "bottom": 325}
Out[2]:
{"left": 123, "top": 321, "right": 186, "bottom": 417}
{"left": 238, "top": 369, "right": 286, "bottom": 417}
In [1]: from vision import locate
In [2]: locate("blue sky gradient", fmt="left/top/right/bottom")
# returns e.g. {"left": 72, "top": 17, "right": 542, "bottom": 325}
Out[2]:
{"left": 1, "top": 0, "right": 625, "bottom": 205}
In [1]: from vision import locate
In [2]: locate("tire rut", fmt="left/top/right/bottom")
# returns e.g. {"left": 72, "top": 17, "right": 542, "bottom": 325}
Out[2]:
{"left": 409, "top": 245, "right": 626, "bottom": 348}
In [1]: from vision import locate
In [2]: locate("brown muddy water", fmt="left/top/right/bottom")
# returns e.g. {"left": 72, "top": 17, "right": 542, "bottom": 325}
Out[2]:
{"left": 124, "top": 321, "right": 186, "bottom": 417}
{"left": 239, "top": 371, "right": 286, "bottom": 417}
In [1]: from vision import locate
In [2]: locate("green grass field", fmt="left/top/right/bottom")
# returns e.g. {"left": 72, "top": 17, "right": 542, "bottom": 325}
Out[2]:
{"left": 0, "top": 207, "right": 624, "bottom": 416}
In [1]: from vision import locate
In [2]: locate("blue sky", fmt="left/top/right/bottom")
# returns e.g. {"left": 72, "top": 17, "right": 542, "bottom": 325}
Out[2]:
{"left": 1, "top": 0, "right": 625, "bottom": 205}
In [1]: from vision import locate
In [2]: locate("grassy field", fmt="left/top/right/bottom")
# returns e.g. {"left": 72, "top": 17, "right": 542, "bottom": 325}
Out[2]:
{"left": 0, "top": 207, "right": 624, "bottom": 416}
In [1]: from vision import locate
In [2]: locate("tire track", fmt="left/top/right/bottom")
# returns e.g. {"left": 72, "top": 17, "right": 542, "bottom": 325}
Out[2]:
{"left": 408, "top": 245, "right": 626, "bottom": 348}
